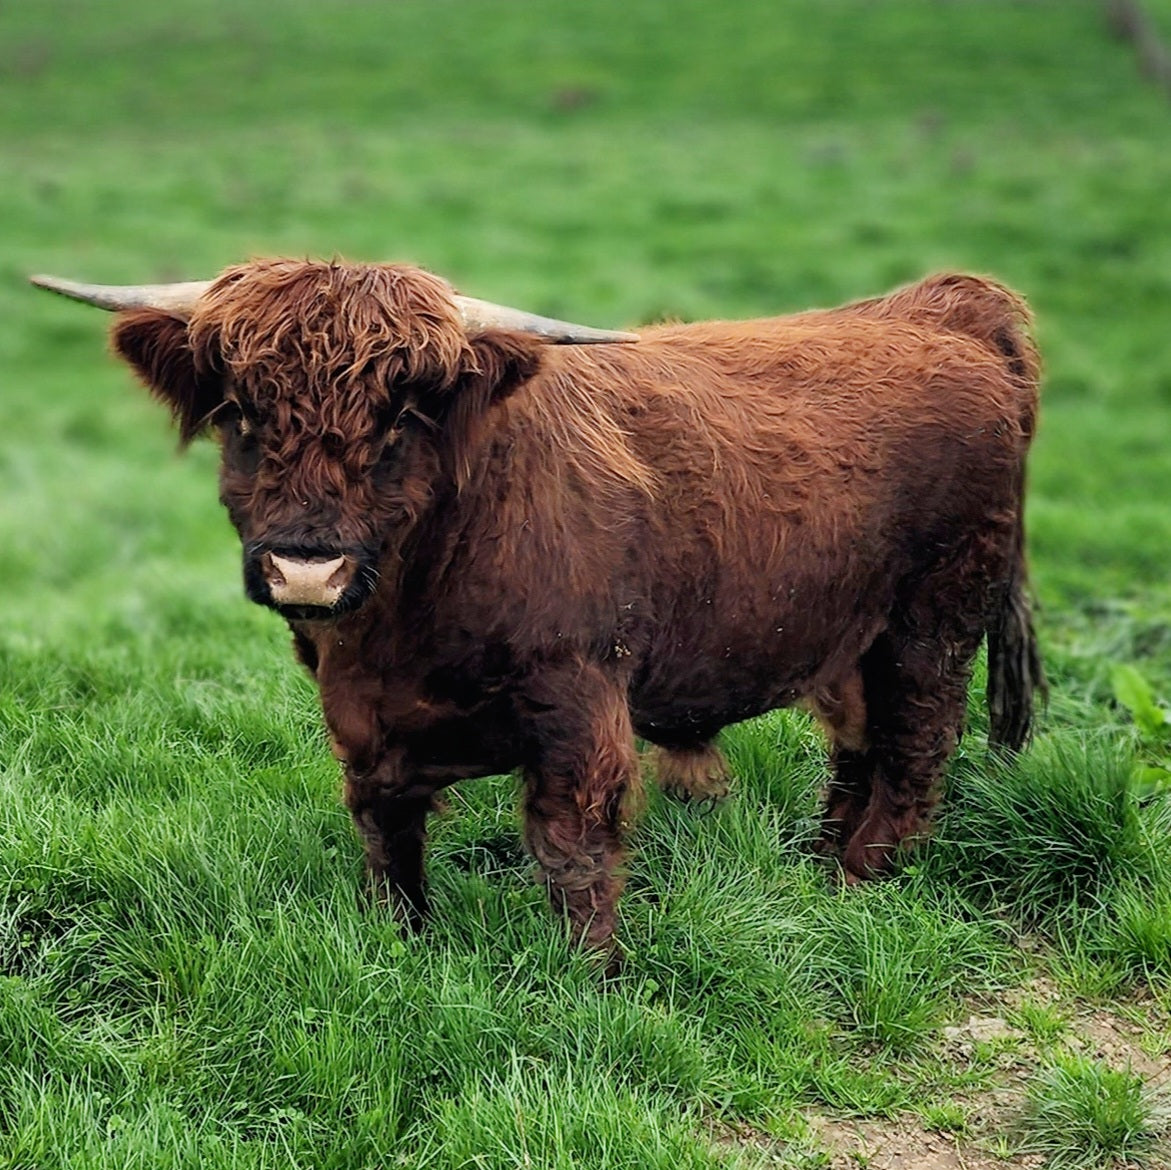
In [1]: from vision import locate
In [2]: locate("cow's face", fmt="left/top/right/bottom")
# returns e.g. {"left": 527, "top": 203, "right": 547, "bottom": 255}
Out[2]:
{"left": 111, "top": 261, "right": 540, "bottom": 621}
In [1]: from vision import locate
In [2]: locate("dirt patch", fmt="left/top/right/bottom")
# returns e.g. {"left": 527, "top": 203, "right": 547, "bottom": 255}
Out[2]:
{"left": 811, "top": 1114, "right": 1041, "bottom": 1170}
{"left": 715, "top": 988, "right": 1170, "bottom": 1168}
{"left": 1072, "top": 1008, "right": 1170, "bottom": 1087}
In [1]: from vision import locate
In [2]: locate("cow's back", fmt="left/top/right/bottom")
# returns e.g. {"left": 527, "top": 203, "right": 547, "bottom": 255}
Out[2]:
{"left": 489, "top": 292, "right": 1035, "bottom": 734}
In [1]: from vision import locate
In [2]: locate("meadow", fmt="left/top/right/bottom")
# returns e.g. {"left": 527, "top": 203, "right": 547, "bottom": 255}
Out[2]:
{"left": 2, "top": 1, "right": 1171, "bottom": 1166}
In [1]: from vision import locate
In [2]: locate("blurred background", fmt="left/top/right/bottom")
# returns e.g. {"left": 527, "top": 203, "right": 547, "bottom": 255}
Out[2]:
{"left": 3, "top": 0, "right": 1171, "bottom": 699}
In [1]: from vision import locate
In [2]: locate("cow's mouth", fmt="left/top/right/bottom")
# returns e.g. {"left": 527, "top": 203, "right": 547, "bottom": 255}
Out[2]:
{"left": 272, "top": 601, "right": 351, "bottom": 622}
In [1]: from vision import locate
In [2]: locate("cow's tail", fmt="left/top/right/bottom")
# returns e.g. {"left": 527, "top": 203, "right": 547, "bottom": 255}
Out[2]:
{"left": 986, "top": 513, "right": 1046, "bottom": 751}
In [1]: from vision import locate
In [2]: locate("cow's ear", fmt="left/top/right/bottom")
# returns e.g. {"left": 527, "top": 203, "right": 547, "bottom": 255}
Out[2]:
{"left": 447, "top": 330, "right": 543, "bottom": 416}
{"left": 110, "top": 310, "right": 224, "bottom": 445}
{"left": 430, "top": 331, "right": 543, "bottom": 488}
{"left": 460, "top": 331, "right": 544, "bottom": 404}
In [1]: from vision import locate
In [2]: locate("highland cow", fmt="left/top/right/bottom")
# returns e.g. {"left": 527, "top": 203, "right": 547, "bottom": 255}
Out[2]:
{"left": 32, "top": 261, "right": 1043, "bottom": 954}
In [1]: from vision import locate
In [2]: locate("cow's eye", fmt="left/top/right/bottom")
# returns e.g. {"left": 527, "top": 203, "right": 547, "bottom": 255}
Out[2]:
{"left": 396, "top": 405, "right": 438, "bottom": 434}
{"left": 212, "top": 402, "right": 259, "bottom": 451}
{"left": 376, "top": 427, "right": 403, "bottom": 466}
{"left": 225, "top": 405, "right": 256, "bottom": 442}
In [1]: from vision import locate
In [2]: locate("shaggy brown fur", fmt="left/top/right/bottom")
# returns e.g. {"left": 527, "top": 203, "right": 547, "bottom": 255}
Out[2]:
{"left": 110, "top": 260, "right": 1044, "bottom": 952}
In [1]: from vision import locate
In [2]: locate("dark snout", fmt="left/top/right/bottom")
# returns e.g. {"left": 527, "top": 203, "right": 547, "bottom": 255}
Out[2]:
{"left": 244, "top": 545, "right": 377, "bottom": 619}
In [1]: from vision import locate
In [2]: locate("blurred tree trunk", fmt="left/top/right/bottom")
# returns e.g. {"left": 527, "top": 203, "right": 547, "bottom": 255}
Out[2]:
{"left": 1106, "top": 0, "right": 1171, "bottom": 99}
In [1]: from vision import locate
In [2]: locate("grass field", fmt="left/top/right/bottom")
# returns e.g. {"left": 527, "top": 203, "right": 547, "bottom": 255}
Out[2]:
{"left": 3, "top": 1, "right": 1171, "bottom": 1166}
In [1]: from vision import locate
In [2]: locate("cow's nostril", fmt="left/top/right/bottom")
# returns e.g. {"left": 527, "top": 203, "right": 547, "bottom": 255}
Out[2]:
{"left": 263, "top": 552, "right": 352, "bottom": 607}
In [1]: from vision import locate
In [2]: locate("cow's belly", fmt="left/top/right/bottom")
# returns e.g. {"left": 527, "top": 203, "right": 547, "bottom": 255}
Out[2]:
{"left": 630, "top": 670, "right": 805, "bottom": 746}
{"left": 627, "top": 603, "right": 884, "bottom": 747}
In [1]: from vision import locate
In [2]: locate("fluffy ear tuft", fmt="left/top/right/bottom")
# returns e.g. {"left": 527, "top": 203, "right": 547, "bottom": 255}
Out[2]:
{"left": 436, "top": 331, "right": 544, "bottom": 488}
{"left": 110, "top": 310, "right": 223, "bottom": 444}
{"left": 462, "top": 330, "right": 545, "bottom": 402}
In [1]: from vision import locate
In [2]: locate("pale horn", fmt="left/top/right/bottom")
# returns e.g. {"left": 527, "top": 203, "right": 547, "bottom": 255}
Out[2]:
{"left": 29, "top": 272, "right": 639, "bottom": 343}
{"left": 28, "top": 275, "right": 212, "bottom": 317}
{"left": 452, "top": 294, "right": 639, "bottom": 344}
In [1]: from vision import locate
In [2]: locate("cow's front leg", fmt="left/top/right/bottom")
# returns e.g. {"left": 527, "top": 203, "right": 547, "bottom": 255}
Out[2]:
{"left": 522, "top": 666, "right": 638, "bottom": 955}
{"left": 343, "top": 750, "right": 435, "bottom": 930}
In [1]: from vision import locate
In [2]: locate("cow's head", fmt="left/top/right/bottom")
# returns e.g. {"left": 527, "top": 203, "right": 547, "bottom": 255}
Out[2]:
{"left": 32, "top": 261, "right": 636, "bottom": 621}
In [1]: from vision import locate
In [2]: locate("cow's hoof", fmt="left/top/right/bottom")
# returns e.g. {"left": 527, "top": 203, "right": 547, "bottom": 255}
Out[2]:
{"left": 360, "top": 875, "right": 429, "bottom": 932}
{"left": 654, "top": 744, "right": 731, "bottom": 804}
{"left": 810, "top": 832, "right": 843, "bottom": 860}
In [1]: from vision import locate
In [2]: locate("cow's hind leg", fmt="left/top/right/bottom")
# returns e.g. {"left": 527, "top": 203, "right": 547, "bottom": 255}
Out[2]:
{"left": 817, "top": 744, "right": 875, "bottom": 859}
{"left": 523, "top": 664, "right": 638, "bottom": 956}
{"left": 840, "top": 568, "right": 988, "bottom": 882}
{"left": 653, "top": 740, "right": 731, "bottom": 803}
{"left": 811, "top": 670, "right": 872, "bottom": 855}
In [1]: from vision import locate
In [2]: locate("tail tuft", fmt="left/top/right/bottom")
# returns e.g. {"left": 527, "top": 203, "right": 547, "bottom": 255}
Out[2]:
{"left": 987, "top": 549, "right": 1046, "bottom": 751}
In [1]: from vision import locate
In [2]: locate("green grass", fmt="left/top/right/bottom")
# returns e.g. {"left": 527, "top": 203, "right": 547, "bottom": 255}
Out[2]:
{"left": 4, "top": 1, "right": 1171, "bottom": 1166}
{"left": 1009, "top": 1000, "right": 1070, "bottom": 1048}
{"left": 1023, "top": 1054, "right": 1168, "bottom": 1168}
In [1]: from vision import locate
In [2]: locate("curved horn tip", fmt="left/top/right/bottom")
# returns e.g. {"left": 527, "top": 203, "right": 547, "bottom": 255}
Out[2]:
{"left": 29, "top": 274, "right": 122, "bottom": 309}
{"left": 28, "top": 273, "right": 130, "bottom": 309}
{"left": 542, "top": 328, "right": 641, "bottom": 345}
{"left": 28, "top": 273, "right": 211, "bottom": 315}
{"left": 452, "top": 293, "right": 640, "bottom": 344}
{"left": 29, "top": 274, "right": 72, "bottom": 294}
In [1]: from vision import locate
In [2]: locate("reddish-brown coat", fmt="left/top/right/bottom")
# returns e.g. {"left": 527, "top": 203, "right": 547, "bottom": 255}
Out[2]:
{"left": 111, "top": 261, "right": 1043, "bottom": 953}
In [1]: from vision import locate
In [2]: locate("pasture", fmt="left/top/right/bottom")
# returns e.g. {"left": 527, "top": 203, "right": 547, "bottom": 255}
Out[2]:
{"left": 2, "top": 1, "right": 1171, "bottom": 1166}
